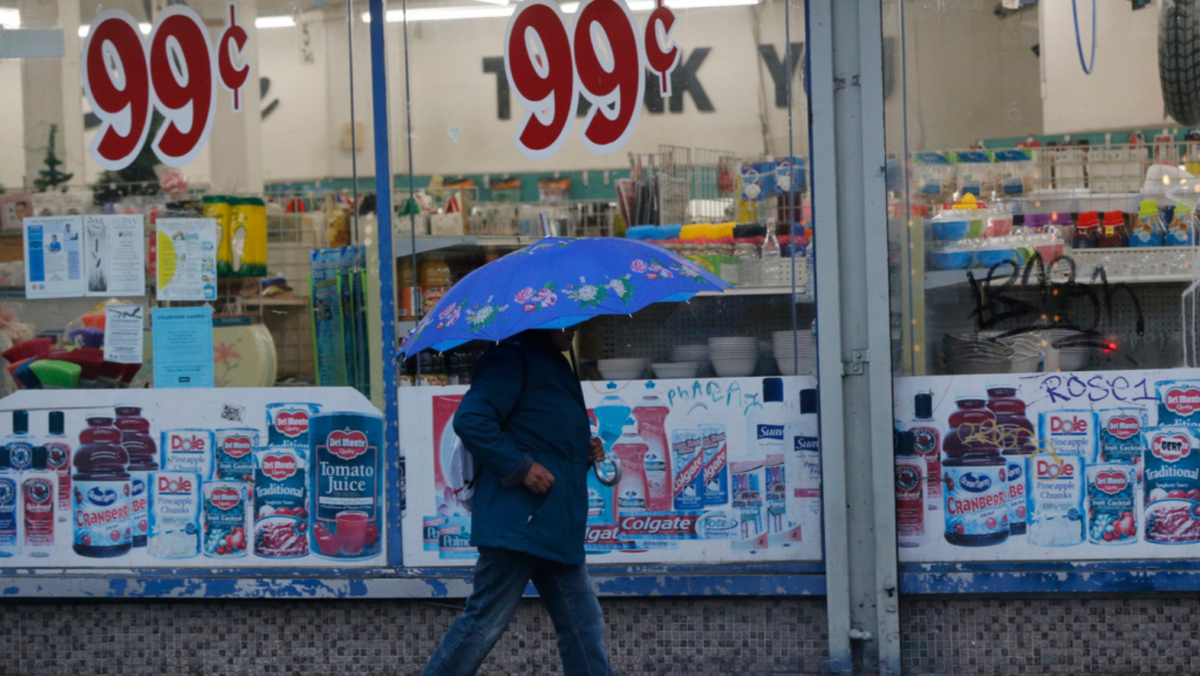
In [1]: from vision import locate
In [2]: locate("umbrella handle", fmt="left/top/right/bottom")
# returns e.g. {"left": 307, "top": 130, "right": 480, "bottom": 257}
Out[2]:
{"left": 592, "top": 458, "right": 622, "bottom": 486}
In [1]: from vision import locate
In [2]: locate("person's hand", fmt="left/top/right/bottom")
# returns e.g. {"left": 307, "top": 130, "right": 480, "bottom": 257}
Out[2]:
{"left": 589, "top": 437, "right": 606, "bottom": 463}
{"left": 523, "top": 461, "right": 555, "bottom": 495}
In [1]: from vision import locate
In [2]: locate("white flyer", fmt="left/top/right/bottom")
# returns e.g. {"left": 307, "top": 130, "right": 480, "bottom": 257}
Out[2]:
{"left": 155, "top": 218, "right": 217, "bottom": 301}
{"left": 84, "top": 214, "right": 146, "bottom": 296}
{"left": 23, "top": 216, "right": 84, "bottom": 298}
{"left": 104, "top": 304, "right": 145, "bottom": 364}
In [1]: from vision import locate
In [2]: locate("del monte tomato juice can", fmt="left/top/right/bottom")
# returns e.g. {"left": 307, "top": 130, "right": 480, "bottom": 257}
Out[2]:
{"left": 1143, "top": 426, "right": 1200, "bottom": 544}
{"left": 310, "top": 412, "right": 383, "bottom": 559}
{"left": 266, "top": 403, "right": 322, "bottom": 457}
{"left": 1157, "top": 380, "right": 1200, "bottom": 426}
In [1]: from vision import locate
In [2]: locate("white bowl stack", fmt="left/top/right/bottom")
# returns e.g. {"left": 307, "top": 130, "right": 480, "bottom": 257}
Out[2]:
{"left": 773, "top": 330, "right": 815, "bottom": 375}
{"left": 597, "top": 357, "right": 649, "bottom": 381}
{"left": 671, "top": 344, "right": 710, "bottom": 366}
{"left": 708, "top": 336, "right": 760, "bottom": 377}
{"left": 1045, "top": 329, "right": 1092, "bottom": 372}
{"left": 652, "top": 361, "right": 700, "bottom": 379}
{"left": 995, "top": 333, "right": 1043, "bottom": 373}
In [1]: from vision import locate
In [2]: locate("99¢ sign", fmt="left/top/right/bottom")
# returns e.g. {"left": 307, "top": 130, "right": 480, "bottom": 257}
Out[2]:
{"left": 505, "top": 0, "right": 681, "bottom": 159}
{"left": 83, "top": 4, "right": 251, "bottom": 171}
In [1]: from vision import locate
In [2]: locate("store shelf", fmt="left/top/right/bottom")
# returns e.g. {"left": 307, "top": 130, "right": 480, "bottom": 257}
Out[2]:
{"left": 925, "top": 247, "right": 1200, "bottom": 290}
{"left": 394, "top": 235, "right": 533, "bottom": 257}
{"left": 696, "top": 285, "right": 812, "bottom": 300}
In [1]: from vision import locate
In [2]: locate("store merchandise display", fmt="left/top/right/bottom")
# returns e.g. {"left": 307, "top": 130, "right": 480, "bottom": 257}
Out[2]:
{"left": 892, "top": 371, "right": 1200, "bottom": 562}
{"left": 708, "top": 336, "right": 760, "bottom": 378}
{"left": 402, "top": 376, "right": 821, "bottom": 566}
{"left": 772, "top": 329, "right": 815, "bottom": 376}
{"left": 0, "top": 390, "right": 383, "bottom": 566}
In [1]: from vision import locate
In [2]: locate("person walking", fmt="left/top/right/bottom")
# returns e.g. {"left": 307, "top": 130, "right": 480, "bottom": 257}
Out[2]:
{"left": 419, "top": 327, "right": 614, "bottom": 676}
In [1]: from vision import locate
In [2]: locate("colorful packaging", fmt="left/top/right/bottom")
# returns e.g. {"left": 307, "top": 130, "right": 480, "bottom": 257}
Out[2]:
{"left": 73, "top": 478, "right": 132, "bottom": 555}
{"left": 895, "top": 456, "right": 926, "bottom": 547}
{"left": 128, "top": 470, "right": 150, "bottom": 548}
{"left": 203, "top": 480, "right": 249, "bottom": 558}
{"left": 22, "top": 472, "right": 54, "bottom": 556}
{"left": 1157, "top": 380, "right": 1200, "bottom": 426}
{"left": 943, "top": 459, "right": 1009, "bottom": 547}
{"left": 1086, "top": 464, "right": 1137, "bottom": 545}
{"left": 1037, "top": 410, "right": 1099, "bottom": 462}
{"left": 700, "top": 423, "right": 729, "bottom": 507}
{"left": 0, "top": 469, "right": 16, "bottom": 556}
{"left": 149, "top": 471, "right": 201, "bottom": 559}
{"left": 1003, "top": 454, "right": 1027, "bottom": 535}
{"left": 253, "top": 448, "right": 308, "bottom": 558}
{"left": 1143, "top": 426, "right": 1200, "bottom": 544}
{"left": 696, "top": 510, "right": 740, "bottom": 540}
{"left": 266, "top": 403, "right": 321, "bottom": 451}
{"left": 160, "top": 428, "right": 215, "bottom": 479}
{"left": 1026, "top": 454, "right": 1084, "bottom": 547}
{"left": 423, "top": 515, "right": 445, "bottom": 552}
{"left": 310, "top": 412, "right": 383, "bottom": 559}
{"left": 215, "top": 428, "right": 258, "bottom": 483}
{"left": 730, "top": 460, "right": 763, "bottom": 540}
{"left": 764, "top": 454, "right": 786, "bottom": 533}
{"left": 670, "top": 428, "right": 705, "bottom": 511}
{"left": 1098, "top": 408, "right": 1147, "bottom": 464}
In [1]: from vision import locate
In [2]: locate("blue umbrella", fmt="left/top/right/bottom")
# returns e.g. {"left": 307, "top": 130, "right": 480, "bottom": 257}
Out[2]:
{"left": 399, "top": 236, "right": 731, "bottom": 357}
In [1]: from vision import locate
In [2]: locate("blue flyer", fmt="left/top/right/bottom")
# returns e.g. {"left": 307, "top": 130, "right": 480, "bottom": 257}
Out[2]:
{"left": 152, "top": 306, "right": 215, "bottom": 388}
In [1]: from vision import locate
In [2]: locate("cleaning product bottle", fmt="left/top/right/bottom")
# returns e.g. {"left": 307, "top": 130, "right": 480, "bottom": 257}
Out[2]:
{"left": 1168, "top": 204, "right": 1196, "bottom": 246}
{"left": 786, "top": 388, "right": 821, "bottom": 529}
{"left": 1131, "top": 200, "right": 1164, "bottom": 247}
{"left": 41, "top": 411, "right": 71, "bottom": 522}
{"left": 22, "top": 447, "right": 55, "bottom": 557}
{"left": 908, "top": 392, "right": 941, "bottom": 510}
{"left": 895, "top": 438, "right": 927, "bottom": 548}
{"left": 612, "top": 421, "right": 649, "bottom": 518}
{"left": 4, "top": 411, "right": 34, "bottom": 473}
{"left": 1098, "top": 211, "right": 1127, "bottom": 248}
{"left": 0, "top": 449, "right": 18, "bottom": 557}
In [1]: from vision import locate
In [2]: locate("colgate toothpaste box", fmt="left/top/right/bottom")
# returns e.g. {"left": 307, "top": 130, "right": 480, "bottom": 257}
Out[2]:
{"left": 1157, "top": 380, "right": 1200, "bottom": 426}
{"left": 1037, "top": 410, "right": 1099, "bottom": 462}
{"left": 160, "top": 429, "right": 215, "bottom": 480}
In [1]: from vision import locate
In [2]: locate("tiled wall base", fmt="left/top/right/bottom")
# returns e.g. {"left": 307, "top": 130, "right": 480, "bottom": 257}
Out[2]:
{"left": 0, "top": 597, "right": 829, "bottom": 676}
{"left": 902, "top": 596, "right": 1200, "bottom": 675}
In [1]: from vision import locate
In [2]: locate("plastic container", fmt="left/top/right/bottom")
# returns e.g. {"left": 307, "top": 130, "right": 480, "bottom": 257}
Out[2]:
{"left": 1072, "top": 211, "right": 1099, "bottom": 249}
{"left": 1098, "top": 211, "right": 1127, "bottom": 248}
{"left": 1131, "top": 200, "right": 1165, "bottom": 247}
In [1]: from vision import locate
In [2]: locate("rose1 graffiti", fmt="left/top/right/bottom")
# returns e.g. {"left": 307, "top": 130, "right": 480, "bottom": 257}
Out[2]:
{"left": 966, "top": 253, "right": 1145, "bottom": 357}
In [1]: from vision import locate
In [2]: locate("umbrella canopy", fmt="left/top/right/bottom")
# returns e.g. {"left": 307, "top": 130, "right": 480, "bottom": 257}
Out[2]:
{"left": 400, "top": 237, "right": 730, "bottom": 356}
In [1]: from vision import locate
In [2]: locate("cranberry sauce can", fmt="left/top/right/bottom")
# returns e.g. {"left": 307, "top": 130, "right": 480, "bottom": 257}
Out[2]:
{"left": 309, "top": 412, "right": 383, "bottom": 559}
{"left": 253, "top": 447, "right": 309, "bottom": 558}
{"left": 1157, "top": 380, "right": 1200, "bottom": 426}
{"left": 215, "top": 428, "right": 258, "bottom": 483}
{"left": 1086, "top": 464, "right": 1137, "bottom": 545}
{"left": 1143, "top": 426, "right": 1200, "bottom": 544}
{"left": 266, "top": 403, "right": 322, "bottom": 455}
{"left": 1098, "top": 408, "right": 1147, "bottom": 464}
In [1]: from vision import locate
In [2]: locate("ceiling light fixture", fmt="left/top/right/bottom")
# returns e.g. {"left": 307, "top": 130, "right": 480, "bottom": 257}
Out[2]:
{"left": 255, "top": 16, "right": 297, "bottom": 29}
{"left": 364, "top": 0, "right": 757, "bottom": 23}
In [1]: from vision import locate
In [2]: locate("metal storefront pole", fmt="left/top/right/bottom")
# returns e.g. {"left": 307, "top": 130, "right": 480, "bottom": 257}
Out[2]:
{"left": 808, "top": 0, "right": 900, "bottom": 673}
{"left": 366, "top": 0, "right": 403, "bottom": 566}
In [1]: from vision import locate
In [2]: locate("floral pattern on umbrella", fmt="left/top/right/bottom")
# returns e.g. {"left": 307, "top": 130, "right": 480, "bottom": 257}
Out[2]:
{"left": 516, "top": 283, "right": 559, "bottom": 312}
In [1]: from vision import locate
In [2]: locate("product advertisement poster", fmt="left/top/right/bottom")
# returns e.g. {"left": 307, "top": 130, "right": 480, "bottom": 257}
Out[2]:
{"left": 83, "top": 214, "right": 145, "bottom": 296}
{"left": 155, "top": 218, "right": 217, "bottom": 301}
{"left": 894, "top": 369, "right": 1200, "bottom": 563}
{"left": 23, "top": 216, "right": 84, "bottom": 299}
{"left": 400, "top": 376, "right": 822, "bottom": 567}
{"left": 0, "top": 388, "right": 385, "bottom": 568}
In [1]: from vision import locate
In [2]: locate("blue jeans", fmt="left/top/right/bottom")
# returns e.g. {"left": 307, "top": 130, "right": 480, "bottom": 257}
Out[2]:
{"left": 420, "top": 547, "right": 613, "bottom": 676}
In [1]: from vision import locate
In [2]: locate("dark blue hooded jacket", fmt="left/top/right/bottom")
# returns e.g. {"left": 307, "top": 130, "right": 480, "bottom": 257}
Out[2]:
{"left": 453, "top": 334, "right": 591, "bottom": 565}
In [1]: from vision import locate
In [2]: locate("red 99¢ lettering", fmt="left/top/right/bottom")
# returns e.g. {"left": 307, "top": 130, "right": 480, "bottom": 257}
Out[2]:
{"left": 83, "top": 3, "right": 250, "bottom": 171}
{"left": 504, "top": 0, "right": 679, "bottom": 159}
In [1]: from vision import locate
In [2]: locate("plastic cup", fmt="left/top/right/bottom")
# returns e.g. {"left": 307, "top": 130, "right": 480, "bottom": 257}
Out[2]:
{"left": 337, "top": 511, "right": 369, "bottom": 556}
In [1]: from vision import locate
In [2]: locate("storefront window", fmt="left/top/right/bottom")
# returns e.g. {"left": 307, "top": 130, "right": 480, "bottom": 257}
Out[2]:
{"left": 886, "top": 0, "right": 1200, "bottom": 569}
{"left": 0, "top": 2, "right": 385, "bottom": 570}
{"left": 385, "top": 0, "right": 823, "bottom": 567}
